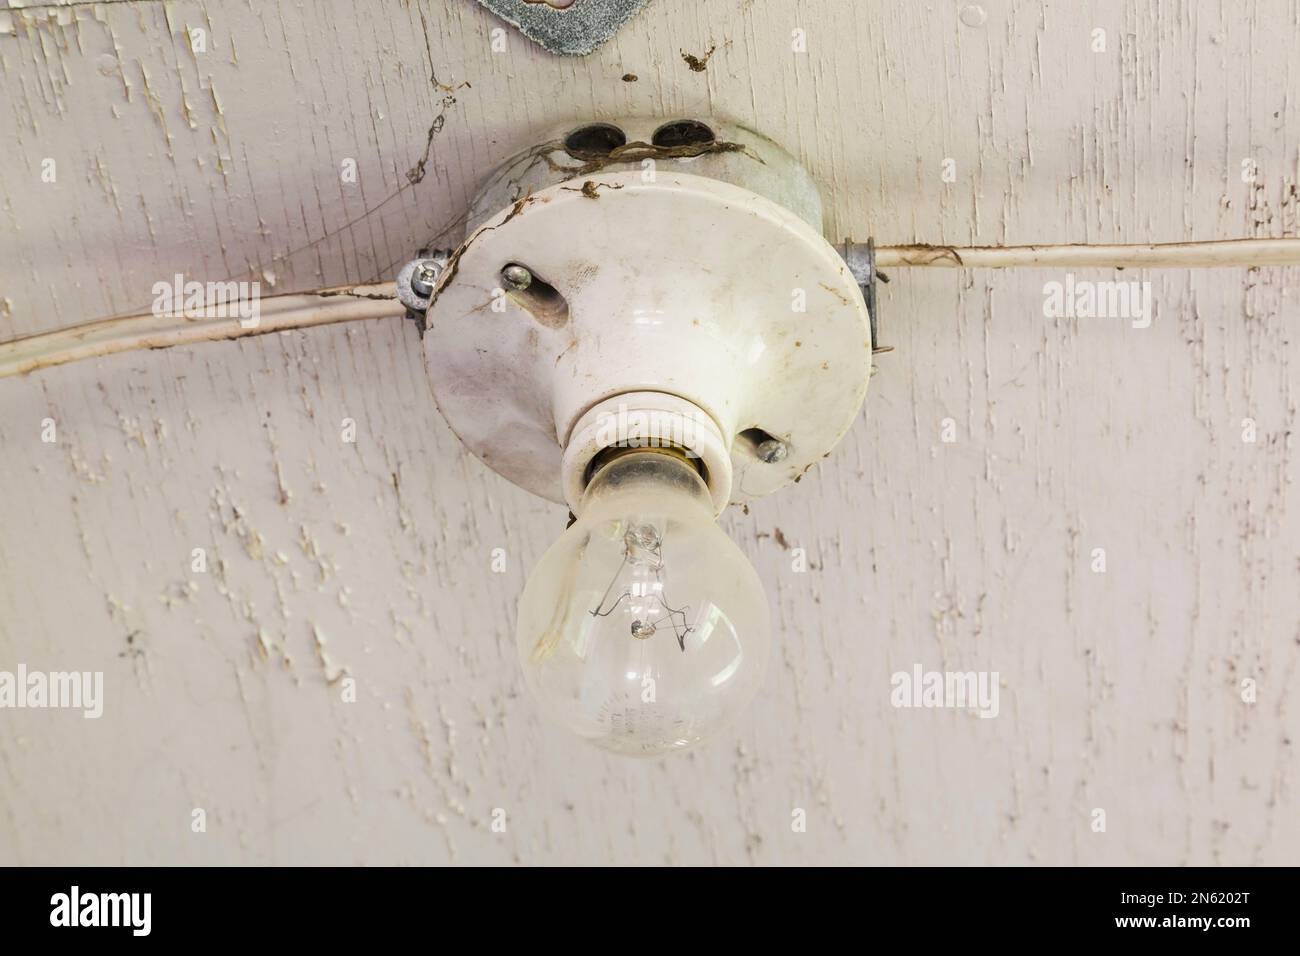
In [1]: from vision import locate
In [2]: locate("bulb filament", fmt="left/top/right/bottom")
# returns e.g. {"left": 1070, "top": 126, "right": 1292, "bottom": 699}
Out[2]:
{"left": 589, "top": 523, "right": 694, "bottom": 651}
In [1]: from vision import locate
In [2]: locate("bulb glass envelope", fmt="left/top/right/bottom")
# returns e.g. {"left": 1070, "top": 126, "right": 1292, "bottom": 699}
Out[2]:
{"left": 518, "top": 449, "right": 770, "bottom": 755}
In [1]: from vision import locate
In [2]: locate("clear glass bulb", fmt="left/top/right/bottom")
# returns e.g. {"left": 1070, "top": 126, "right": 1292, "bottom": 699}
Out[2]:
{"left": 517, "top": 450, "right": 770, "bottom": 756}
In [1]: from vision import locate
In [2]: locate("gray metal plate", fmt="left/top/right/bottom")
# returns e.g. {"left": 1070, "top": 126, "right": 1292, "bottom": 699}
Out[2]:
{"left": 476, "top": 0, "right": 653, "bottom": 56}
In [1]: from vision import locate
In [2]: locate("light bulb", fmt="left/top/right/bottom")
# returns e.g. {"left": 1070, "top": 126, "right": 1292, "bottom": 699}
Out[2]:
{"left": 517, "top": 449, "right": 770, "bottom": 756}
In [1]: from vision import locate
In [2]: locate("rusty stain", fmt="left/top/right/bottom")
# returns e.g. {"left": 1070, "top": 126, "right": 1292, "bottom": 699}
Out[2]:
{"left": 537, "top": 137, "right": 759, "bottom": 177}
{"left": 681, "top": 43, "right": 717, "bottom": 71}
{"left": 562, "top": 179, "right": 625, "bottom": 199}
{"left": 553, "top": 338, "right": 580, "bottom": 366}
{"left": 317, "top": 288, "right": 397, "bottom": 301}
{"left": 756, "top": 527, "right": 791, "bottom": 550}
{"left": 885, "top": 243, "right": 965, "bottom": 266}
{"left": 428, "top": 194, "right": 537, "bottom": 309}
{"left": 405, "top": 25, "right": 471, "bottom": 185}
{"left": 819, "top": 282, "right": 850, "bottom": 305}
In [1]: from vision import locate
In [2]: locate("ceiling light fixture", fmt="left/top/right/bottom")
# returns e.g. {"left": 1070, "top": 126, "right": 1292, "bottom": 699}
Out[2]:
{"left": 414, "top": 117, "right": 873, "bottom": 755}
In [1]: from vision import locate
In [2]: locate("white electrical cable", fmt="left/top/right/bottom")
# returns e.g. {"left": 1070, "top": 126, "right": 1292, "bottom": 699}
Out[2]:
{"left": 1, "top": 238, "right": 1296, "bottom": 381}
{"left": 0, "top": 283, "right": 403, "bottom": 380}
{"left": 872, "top": 237, "right": 1300, "bottom": 269}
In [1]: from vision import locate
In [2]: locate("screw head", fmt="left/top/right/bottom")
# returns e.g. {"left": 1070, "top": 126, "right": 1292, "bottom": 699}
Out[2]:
{"left": 756, "top": 438, "right": 788, "bottom": 464}
{"left": 410, "top": 261, "right": 441, "bottom": 296}
{"left": 410, "top": 263, "right": 441, "bottom": 297}
{"left": 502, "top": 264, "right": 533, "bottom": 291}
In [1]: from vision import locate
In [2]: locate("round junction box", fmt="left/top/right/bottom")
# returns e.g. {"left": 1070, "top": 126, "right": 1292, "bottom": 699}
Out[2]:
{"left": 423, "top": 117, "right": 872, "bottom": 515}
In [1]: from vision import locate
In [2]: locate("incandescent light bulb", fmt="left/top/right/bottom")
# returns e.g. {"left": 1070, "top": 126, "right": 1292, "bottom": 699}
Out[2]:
{"left": 517, "top": 448, "right": 770, "bottom": 756}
